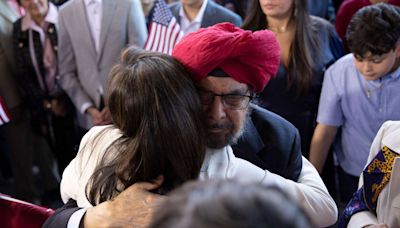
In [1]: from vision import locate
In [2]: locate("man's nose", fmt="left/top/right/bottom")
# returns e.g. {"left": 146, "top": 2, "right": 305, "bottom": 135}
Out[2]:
{"left": 363, "top": 61, "right": 373, "bottom": 73}
{"left": 208, "top": 96, "right": 226, "bottom": 120}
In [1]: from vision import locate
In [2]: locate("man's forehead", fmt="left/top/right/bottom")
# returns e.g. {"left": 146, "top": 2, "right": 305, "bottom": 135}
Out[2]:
{"left": 196, "top": 76, "right": 249, "bottom": 92}
{"left": 354, "top": 51, "right": 391, "bottom": 60}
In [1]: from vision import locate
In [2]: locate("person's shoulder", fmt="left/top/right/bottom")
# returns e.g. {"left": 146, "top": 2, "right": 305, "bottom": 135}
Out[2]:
{"left": 58, "top": 0, "right": 76, "bottom": 15}
{"left": 207, "top": 1, "right": 241, "bottom": 21}
{"left": 85, "top": 125, "right": 119, "bottom": 141}
{"left": 12, "top": 17, "right": 22, "bottom": 28}
{"left": 250, "top": 104, "right": 298, "bottom": 134}
{"left": 381, "top": 121, "right": 400, "bottom": 154}
{"left": 382, "top": 120, "right": 400, "bottom": 129}
{"left": 323, "top": 54, "right": 358, "bottom": 89}
{"left": 380, "top": 121, "right": 400, "bottom": 139}
{"left": 310, "top": 15, "right": 336, "bottom": 36}
{"left": 80, "top": 125, "right": 121, "bottom": 156}
{"left": 12, "top": 17, "right": 26, "bottom": 40}
{"left": 310, "top": 15, "right": 332, "bottom": 27}
{"left": 169, "top": 1, "right": 181, "bottom": 10}
{"left": 328, "top": 53, "right": 354, "bottom": 73}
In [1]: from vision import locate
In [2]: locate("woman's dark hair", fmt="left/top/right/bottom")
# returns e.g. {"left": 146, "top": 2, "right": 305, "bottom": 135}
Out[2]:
{"left": 346, "top": 3, "right": 400, "bottom": 57}
{"left": 86, "top": 47, "right": 206, "bottom": 205}
{"left": 150, "top": 180, "right": 314, "bottom": 228}
{"left": 242, "top": 0, "right": 320, "bottom": 94}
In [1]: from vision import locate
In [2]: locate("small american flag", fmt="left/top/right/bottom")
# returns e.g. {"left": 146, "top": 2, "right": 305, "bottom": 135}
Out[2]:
{"left": 0, "top": 96, "right": 10, "bottom": 126}
{"left": 144, "top": 0, "right": 183, "bottom": 55}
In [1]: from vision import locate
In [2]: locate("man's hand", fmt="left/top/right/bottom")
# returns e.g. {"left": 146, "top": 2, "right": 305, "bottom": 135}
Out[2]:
{"left": 51, "top": 98, "right": 68, "bottom": 117}
{"left": 83, "top": 176, "right": 164, "bottom": 228}
{"left": 86, "top": 107, "right": 103, "bottom": 125}
{"left": 87, "top": 106, "right": 112, "bottom": 125}
{"left": 99, "top": 107, "right": 112, "bottom": 125}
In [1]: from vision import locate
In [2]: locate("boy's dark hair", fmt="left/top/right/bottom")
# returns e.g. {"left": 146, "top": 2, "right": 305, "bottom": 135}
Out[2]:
{"left": 346, "top": 3, "right": 400, "bottom": 57}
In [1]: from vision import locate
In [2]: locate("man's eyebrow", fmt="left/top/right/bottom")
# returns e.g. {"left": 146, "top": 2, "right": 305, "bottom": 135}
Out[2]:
{"left": 226, "top": 89, "right": 249, "bottom": 95}
{"left": 196, "top": 86, "right": 248, "bottom": 94}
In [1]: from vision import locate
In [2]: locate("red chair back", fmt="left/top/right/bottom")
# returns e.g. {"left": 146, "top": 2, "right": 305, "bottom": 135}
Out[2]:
{"left": 0, "top": 194, "right": 54, "bottom": 228}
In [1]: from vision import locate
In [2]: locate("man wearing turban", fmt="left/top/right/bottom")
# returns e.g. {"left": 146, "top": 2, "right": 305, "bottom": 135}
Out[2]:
{"left": 44, "top": 23, "right": 337, "bottom": 228}
{"left": 171, "top": 23, "right": 337, "bottom": 227}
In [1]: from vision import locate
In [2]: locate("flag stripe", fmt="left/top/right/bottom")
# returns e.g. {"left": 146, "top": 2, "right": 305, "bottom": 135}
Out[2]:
{"left": 170, "top": 20, "right": 182, "bottom": 54}
{"left": 152, "top": 23, "right": 162, "bottom": 51}
{"left": 0, "top": 97, "right": 10, "bottom": 126}
{"left": 143, "top": 0, "right": 183, "bottom": 55}
{"left": 144, "top": 22, "right": 156, "bottom": 50}
{"left": 168, "top": 23, "right": 179, "bottom": 55}
{"left": 163, "top": 21, "right": 173, "bottom": 54}
{"left": 159, "top": 25, "right": 166, "bottom": 53}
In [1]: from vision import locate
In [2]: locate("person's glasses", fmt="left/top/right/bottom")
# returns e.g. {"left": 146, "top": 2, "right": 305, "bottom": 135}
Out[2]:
{"left": 198, "top": 89, "right": 254, "bottom": 110}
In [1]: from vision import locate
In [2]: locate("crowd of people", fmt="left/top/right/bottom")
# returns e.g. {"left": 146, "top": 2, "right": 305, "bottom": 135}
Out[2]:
{"left": 0, "top": 0, "right": 399, "bottom": 227}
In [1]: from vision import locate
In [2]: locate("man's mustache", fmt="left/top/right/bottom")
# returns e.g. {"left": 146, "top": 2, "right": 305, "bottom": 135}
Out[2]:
{"left": 207, "top": 121, "right": 233, "bottom": 130}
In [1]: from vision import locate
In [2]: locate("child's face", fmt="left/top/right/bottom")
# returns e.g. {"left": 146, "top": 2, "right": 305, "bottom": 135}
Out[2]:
{"left": 353, "top": 44, "right": 400, "bottom": 81}
{"left": 21, "top": 0, "right": 48, "bottom": 20}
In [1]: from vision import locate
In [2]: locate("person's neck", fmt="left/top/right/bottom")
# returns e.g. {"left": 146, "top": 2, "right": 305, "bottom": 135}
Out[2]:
{"left": 266, "top": 16, "right": 293, "bottom": 34}
{"left": 388, "top": 58, "right": 400, "bottom": 75}
{"left": 31, "top": 13, "right": 45, "bottom": 26}
{"left": 182, "top": 0, "right": 204, "bottom": 22}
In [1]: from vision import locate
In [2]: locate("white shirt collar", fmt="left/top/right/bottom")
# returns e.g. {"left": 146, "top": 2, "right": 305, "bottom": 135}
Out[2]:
{"left": 84, "top": 0, "right": 102, "bottom": 6}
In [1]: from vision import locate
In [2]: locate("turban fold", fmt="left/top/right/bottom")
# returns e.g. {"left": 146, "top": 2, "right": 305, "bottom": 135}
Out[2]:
{"left": 172, "top": 23, "right": 280, "bottom": 93}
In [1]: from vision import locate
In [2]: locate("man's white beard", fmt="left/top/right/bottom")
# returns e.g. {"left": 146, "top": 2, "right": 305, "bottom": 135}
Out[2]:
{"left": 206, "top": 109, "right": 250, "bottom": 149}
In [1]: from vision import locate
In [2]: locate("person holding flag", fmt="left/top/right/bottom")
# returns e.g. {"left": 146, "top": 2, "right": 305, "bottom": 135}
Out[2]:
{"left": 144, "top": 0, "right": 242, "bottom": 54}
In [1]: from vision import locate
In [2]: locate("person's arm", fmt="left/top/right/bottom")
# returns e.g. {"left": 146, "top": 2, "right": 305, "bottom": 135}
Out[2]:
{"left": 86, "top": 106, "right": 104, "bottom": 125}
{"left": 230, "top": 12, "right": 242, "bottom": 27}
{"left": 327, "top": 22, "right": 344, "bottom": 61}
{"left": 262, "top": 157, "right": 338, "bottom": 227}
{"left": 231, "top": 155, "right": 338, "bottom": 227}
{"left": 309, "top": 124, "right": 338, "bottom": 173}
{"left": 44, "top": 178, "right": 164, "bottom": 228}
{"left": 344, "top": 121, "right": 400, "bottom": 228}
{"left": 127, "top": 0, "right": 147, "bottom": 47}
{"left": 57, "top": 9, "right": 93, "bottom": 114}
{"left": 347, "top": 211, "right": 379, "bottom": 228}
{"left": 84, "top": 178, "right": 164, "bottom": 228}
{"left": 42, "top": 199, "right": 83, "bottom": 228}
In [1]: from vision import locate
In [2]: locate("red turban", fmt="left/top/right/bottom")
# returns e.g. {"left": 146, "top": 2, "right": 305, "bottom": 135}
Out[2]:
{"left": 172, "top": 23, "right": 280, "bottom": 93}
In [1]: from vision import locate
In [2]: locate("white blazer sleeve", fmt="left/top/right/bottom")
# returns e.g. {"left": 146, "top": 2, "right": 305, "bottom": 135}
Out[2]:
{"left": 348, "top": 211, "right": 378, "bottom": 228}
{"left": 261, "top": 157, "right": 338, "bottom": 227}
{"left": 228, "top": 153, "right": 337, "bottom": 227}
{"left": 60, "top": 125, "right": 117, "bottom": 208}
{"left": 60, "top": 128, "right": 93, "bottom": 204}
